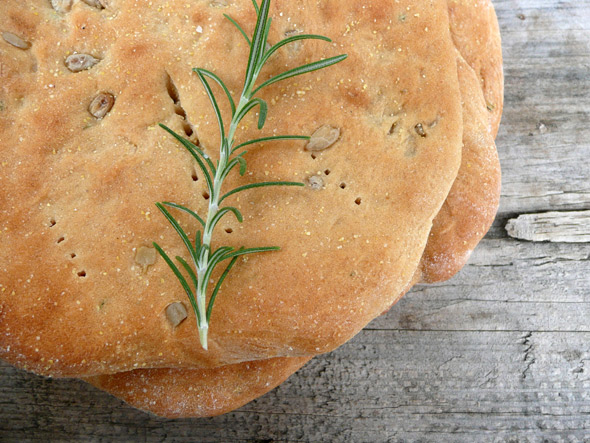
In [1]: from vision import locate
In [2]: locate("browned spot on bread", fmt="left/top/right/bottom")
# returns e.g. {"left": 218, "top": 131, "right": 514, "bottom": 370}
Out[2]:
{"left": 6, "top": 11, "right": 37, "bottom": 35}
{"left": 191, "top": 10, "right": 208, "bottom": 25}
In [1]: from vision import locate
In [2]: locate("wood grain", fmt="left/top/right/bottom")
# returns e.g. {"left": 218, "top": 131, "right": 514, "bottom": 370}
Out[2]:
{"left": 496, "top": 0, "right": 590, "bottom": 215}
{"left": 2, "top": 0, "right": 590, "bottom": 441}
{"left": 506, "top": 211, "right": 590, "bottom": 242}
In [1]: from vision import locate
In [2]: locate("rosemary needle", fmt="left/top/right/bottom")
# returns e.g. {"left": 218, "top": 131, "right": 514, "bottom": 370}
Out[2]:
{"left": 154, "top": 0, "right": 347, "bottom": 350}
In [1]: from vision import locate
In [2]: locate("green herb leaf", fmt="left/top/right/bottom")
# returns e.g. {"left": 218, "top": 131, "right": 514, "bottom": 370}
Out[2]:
{"left": 232, "top": 135, "right": 309, "bottom": 153}
{"left": 220, "top": 181, "right": 304, "bottom": 204}
{"left": 223, "top": 14, "right": 251, "bottom": 47}
{"left": 254, "top": 54, "right": 348, "bottom": 94}
{"left": 221, "top": 155, "right": 247, "bottom": 180}
{"left": 155, "top": 203, "right": 198, "bottom": 265}
{"left": 237, "top": 156, "right": 247, "bottom": 176}
{"left": 194, "top": 67, "right": 237, "bottom": 116}
{"left": 161, "top": 202, "right": 206, "bottom": 228}
{"left": 209, "top": 207, "right": 244, "bottom": 232}
{"left": 243, "top": 0, "right": 271, "bottom": 92}
{"left": 176, "top": 256, "right": 199, "bottom": 293}
{"left": 159, "top": 124, "right": 215, "bottom": 189}
{"left": 260, "top": 34, "right": 332, "bottom": 67}
{"left": 221, "top": 246, "right": 280, "bottom": 261}
{"left": 234, "top": 97, "right": 268, "bottom": 129}
{"left": 194, "top": 69, "right": 226, "bottom": 140}
{"left": 202, "top": 246, "right": 235, "bottom": 287}
{"left": 207, "top": 255, "right": 240, "bottom": 322}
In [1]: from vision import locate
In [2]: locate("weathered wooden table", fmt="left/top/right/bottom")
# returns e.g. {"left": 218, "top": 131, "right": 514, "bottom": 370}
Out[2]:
{"left": 2, "top": 0, "right": 589, "bottom": 441}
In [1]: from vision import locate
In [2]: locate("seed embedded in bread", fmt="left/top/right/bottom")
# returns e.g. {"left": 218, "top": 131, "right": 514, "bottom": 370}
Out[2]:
{"left": 89, "top": 93, "right": 115, "bottom": 119}
{"left": 65, "top": 54, "right": 99, "bottom": 72}
{"left": 306, "top": 125, "right": 340, "bottom": 151}
{"left": 414, "top": 123, "right": 427, "bottom": 137}
{"left": 2, "top": 32, "right": 31, "bottom": 50}
{"left": 51, "top": 0, "right": 73, "bottom": 13}
{"left": 166, "top": 302, "right": 188, "bottom": 328}
{"left": 307, "top": 175, "right": 324, "bottom": 190}
{"left": 135, "top": 246, "right": 157, "bottom": 272}
{"left": 81, "top": 0, "right": 105, "bottom": 9}
{"left": 210, "top": 0, "right": 229, "bottom": 7}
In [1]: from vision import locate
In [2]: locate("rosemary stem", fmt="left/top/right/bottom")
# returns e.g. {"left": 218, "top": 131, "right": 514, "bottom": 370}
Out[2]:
{"left": 195, "top": 94, "right": 252, "bottom": 348}
{"left": 196, "top": 162, "right": 223, "bottom": 348}
{"left": 227, "top": 95, "right": 251, "bottom": 144}
{"left": 199, "top": 323, "right": 209, "bottom": 350}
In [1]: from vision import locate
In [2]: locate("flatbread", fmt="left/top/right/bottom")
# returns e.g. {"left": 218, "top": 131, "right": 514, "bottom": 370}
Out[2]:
{"left": 87, "top": 356, "right": 310, "bottom": 418}
{"left": 418, "top": 0, "right": 502, "bottom": 283}
{"left": 85, "top": 51, "right": 500, "bottom": 418}
{"left": 0, "top": 0, "right": 463, "bottom": 376}
{"left": 417, "top": 53, "right": 500, "bottom": 282}
{"left": 84, "top": 0, "right": 504, "bottom": 418}
{"left": 448, "top": 0, "right": 503, "bottom": 136}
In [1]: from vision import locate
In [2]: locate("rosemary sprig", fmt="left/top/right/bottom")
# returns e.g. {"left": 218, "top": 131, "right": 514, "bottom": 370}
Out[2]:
{"left": 155, "top": 0, "right": 347, "bottom": 350}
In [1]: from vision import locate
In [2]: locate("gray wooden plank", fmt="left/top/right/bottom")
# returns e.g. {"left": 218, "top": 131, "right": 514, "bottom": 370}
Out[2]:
{"left": 506, "top": 211, "right": 590, "bottom": 242}
{"left": 2, "top": 329, "right": 590, "bottom": 442}
{"left": 369, "top": 238, "right": 590, "bottom": 333}
{"left": 494, "top": 0, "right": 590, "bottom": 215}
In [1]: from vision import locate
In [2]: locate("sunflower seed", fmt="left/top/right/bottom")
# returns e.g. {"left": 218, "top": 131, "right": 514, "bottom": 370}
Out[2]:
{"left": 414, "top": 123, "right": 427, "bottom": 137}
{"left": 165, "top": 302, "right": 188, "bottom": 328}
{"left": 135, "top": 246, "right": 157, "bottom": 272}
{"left": 2, "top": 32, "right": 31, "bottom": 50}
{"left": 65, "top": 53, "right": 99, "bottom": 72}
{"left": 306, "top": 125, "right": 341, "bottom": 151}
{"left": 210, "top": 0, "right": 229, "bottom": 7}
{"left": 51, "top": 0, "right": 73, "bottom": 13}
{"left": 89, "top": 92, "right": 115, "bottom": 119}
{"left": 284, "top": 29, "right": 303, "bottom": 55}
{"left": 307, "top": 175, "right": 324, "bottom": 190}
{"left": 81, "top": 0, "right": 105, "bottom": 9}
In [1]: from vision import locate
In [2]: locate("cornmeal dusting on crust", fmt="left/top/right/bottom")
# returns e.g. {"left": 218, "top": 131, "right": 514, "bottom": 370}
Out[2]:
{"left": 84, "top": 0, "right": 502, "bottom": 419}
{"left": 0, "top": 0, "right": 466, "bottom": 379}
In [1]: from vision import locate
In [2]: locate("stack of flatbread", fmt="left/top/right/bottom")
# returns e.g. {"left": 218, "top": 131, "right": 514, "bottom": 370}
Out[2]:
{"left": 0, "top": 0, "right": 502, "bottom": 417}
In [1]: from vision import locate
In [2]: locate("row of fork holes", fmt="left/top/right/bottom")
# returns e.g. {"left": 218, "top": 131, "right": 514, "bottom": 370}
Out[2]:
{"left": 50, "top": 219, "right": 85, "bottom": 277}
{"left": 196, "top": 171, "right": 361, "bottom": 204}
{"left": 166, "top": 74, "right": 193, "bottom": 137}
{"left": 193, "top": 168, "right": 360, "bottom": 237}
{"left": 325, "top": 169, "right": 361, "bottom": 204}
{"left": 192, "top": 155, "right": 359, "bottom": 199}
{"left": 312, "top": 159, "right": 360, "bottom": 204}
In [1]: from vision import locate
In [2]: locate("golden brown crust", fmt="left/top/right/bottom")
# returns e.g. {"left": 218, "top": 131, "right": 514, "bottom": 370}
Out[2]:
{"left": 447, "top": 0, "right": 504, "bottom": 136}
{"left": 0, "top": 0, "right": 462, "bottom": 376}
{"left": 84, "top": 356, "right": 311, "bottom": 418}
{"left": 417, "top": 53, "right": 501, "bottom": 283}
{"left": 417, "top": 0, "right": 503, "bottom": 283}
{"left": 91, "top": 50, "right": 502, "bottom": 419}
{"left": 87, "top": 1, "right": 504, "bottom": 418}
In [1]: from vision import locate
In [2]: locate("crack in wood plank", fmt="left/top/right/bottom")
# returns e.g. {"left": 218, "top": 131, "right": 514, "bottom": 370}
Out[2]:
{"left": 520, "top": 332, "right": 536, "bottom": 379}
